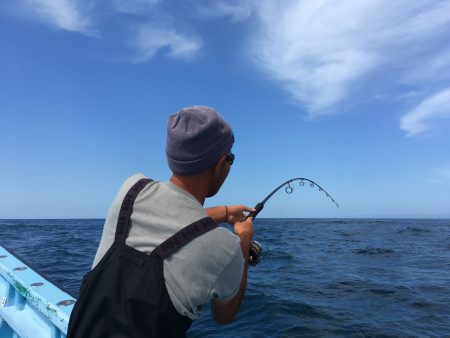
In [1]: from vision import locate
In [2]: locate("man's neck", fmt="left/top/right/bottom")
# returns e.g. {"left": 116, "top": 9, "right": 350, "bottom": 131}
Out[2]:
{"left": 169, "top": 174, "right": 209, "bottom": 205}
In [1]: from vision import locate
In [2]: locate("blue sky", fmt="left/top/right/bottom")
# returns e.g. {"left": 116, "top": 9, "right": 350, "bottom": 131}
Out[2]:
{"left": 1, "top": 0, "right": 450, "bottom": 219}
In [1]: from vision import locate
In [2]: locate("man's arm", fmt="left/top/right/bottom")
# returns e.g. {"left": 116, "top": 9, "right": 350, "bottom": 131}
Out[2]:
{"left": 205, "top": 205, "right": 255, "bottom": 225}
{"left": 211, "top": 218, "right": 254, "bottom": 324}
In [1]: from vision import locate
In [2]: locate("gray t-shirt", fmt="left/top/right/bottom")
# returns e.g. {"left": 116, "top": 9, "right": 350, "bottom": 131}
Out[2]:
{"left": 93, "top": 173, "right": 244, "bottom": 320}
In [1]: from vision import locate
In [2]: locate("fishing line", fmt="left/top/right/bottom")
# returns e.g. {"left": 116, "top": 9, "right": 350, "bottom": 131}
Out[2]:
{"left": 247, "top": 177, "right": 339, "bottom": 266}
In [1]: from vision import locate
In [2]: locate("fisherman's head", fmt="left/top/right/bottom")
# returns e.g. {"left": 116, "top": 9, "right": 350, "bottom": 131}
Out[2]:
{"left": 166, "top": 105, "right": 234, "bottom": 197}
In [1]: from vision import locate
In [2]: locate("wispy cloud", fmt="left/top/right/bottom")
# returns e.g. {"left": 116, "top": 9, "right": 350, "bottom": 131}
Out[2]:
{"left": 110, "top": 0, "right": 161, "bottom": 15}
{"left": 9, "top": 0, "right": 450, "bottom": 117}
{"left": 12, "top": 0, "right": 201, "bottom": 61}
{"left": 195, "top": 0, "right": 254, "bottom": 22}
{"left": 22, "top": 0, "right": 94, "bottom": 35}
{"left": 134, "top": 24, "right": 202, "bottom": 62}
{"left": 401, "top": 49, "right": 450, "bottom": 85}
{"left": 247, "top": 0, "right": 450, "bottom": 115}
{"left": 400, "top": 88, "right": 450, "bottom": 136}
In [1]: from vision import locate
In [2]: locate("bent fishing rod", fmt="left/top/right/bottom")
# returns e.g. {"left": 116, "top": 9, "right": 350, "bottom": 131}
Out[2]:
{"left": 246, "top": 177, "right": 339, "bottom": 266}
{"left": 247, "top": 177, "right": 339, "bottom": 219}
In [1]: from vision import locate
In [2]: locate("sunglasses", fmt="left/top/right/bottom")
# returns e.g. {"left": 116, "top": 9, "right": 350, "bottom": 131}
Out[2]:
{"left": 225, "top": 152, "right": 235, "bottom": 166}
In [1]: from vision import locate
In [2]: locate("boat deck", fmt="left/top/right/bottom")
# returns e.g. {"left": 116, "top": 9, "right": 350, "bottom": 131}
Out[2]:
{"left": 0, "top": 246, "right": 75, "bottom": 338}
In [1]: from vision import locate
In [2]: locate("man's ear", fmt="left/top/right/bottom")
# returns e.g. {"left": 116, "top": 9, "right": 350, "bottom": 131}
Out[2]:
{"left": 213, "top": 155, "right": 227, "bottom": 175}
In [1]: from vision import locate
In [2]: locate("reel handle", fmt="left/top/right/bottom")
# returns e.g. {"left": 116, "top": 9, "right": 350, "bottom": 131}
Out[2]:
{"left": 247, "top": 202, "right": 264, "bottom": 220}
{"left": 246, "top": 203, "right": 265, "bottom": 266}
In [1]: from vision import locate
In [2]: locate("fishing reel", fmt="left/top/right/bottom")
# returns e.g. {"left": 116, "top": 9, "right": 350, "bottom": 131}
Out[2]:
{"left": 248, "top": 240, "right": 264, "bottom": 266}
{"left": 247, "top": 203, "right": 265, "bottom": 266}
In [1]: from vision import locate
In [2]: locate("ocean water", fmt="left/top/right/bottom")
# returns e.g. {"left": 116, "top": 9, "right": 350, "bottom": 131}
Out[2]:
{"left": 1, "top": 218, "right": 449, "bottom": 338}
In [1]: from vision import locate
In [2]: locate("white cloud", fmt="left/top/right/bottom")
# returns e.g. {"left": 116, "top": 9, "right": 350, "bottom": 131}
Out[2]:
{"left": 22, "top": 0, "right": 94, "bottom": 35}
{"left": 110, "top": 0, "right": 161, "bottom": 15}
{"left": 112, "top": 1, "right": 204, "bottom": 62}
{"left": 10, "top": 0, "right": 450, "bottom": 110}
{"left": 402, "top": 49, "right": 450, "bottom": 84}
{"left": 195, "top": 0, "right": 254, "bottom": 22}
{"left": 248, "top": 0, "right": 450, "bottom": 115}
{"left": 11, "top": 0, "right": 202, "bottom": 61}
{"left": 134, "top": 25, "right": 202, "bottom": 62}
{"left": 400, "top": 88, "right": 450, "bottom": 136}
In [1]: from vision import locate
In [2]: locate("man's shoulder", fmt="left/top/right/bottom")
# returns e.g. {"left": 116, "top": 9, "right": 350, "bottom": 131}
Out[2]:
{"left": 117, "top": 173, "right": 160, "bottom": 196}
{"left": 122, "top": 173, "right": 149, "bottom": 188}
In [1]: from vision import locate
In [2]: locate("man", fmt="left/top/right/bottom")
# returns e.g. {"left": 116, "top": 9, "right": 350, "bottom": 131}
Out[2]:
{"left": 67, "top": 106, "right": 255, "bottom": 337}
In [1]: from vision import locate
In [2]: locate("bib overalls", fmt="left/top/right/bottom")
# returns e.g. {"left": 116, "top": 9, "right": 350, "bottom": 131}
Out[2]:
{"left": 67, "top": 178, "right": 217, "bottom": 338}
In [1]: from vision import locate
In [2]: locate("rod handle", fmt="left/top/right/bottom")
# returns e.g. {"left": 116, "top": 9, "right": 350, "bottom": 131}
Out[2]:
{"left": 247, "top": 202, "right": 264, "bottom": 220}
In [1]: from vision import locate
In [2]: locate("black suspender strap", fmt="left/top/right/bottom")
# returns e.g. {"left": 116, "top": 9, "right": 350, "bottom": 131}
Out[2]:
{"left": 113, "top": 178, "right": 217, "bottom": 256}
{"left": 114, "top": 178, "right": 152, "bottom": 244}
{"left": 153, "top": 217, "right": 217, "bottom": 258}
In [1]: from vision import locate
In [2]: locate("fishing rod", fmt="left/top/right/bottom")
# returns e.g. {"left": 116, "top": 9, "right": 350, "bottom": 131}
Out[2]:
{"left": 248, "top": 177, "right": 339, "bottom": 219}
{"left": 247, "top": 177, "right": 339, "bottom": 266}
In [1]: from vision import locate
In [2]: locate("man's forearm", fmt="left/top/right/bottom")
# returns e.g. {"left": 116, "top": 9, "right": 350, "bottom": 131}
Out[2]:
{"left": 211, "top": 232, "right": 252, "bottom": 324}
{"left": 230, "top": 232, "right": 252, "bottom": 311}
{"left": 205, "top": 206, "right": 226, "bottom": 224}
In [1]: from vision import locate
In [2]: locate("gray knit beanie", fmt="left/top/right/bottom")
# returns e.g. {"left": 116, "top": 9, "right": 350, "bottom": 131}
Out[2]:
{"left": 166, "top": 106, "right": 234, "bottom": 175}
